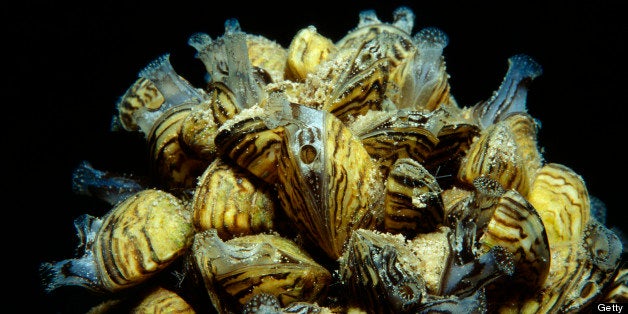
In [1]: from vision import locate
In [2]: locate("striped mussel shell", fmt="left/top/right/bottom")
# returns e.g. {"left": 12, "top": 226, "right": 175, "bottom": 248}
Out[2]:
{"left": 505, "top": 163, "right": 624, "bottom": 312}
{"left": 131, "top": 286, "right": 196, "bottom": 314}
{"left": 383, "top": 158, "right": 444, "bottom": 236}
{"left": 40, "top": 189, "right": 194, "bottom": 293}
{"left": 286, "top": 7, "right": 419, "bottom": 122}
{"left": 272, "top": 99, "right": 385, "bottom": 259}
{"left": 437, "top": 180, "right": 523, "bottom": 300}
{"left": 337, "top": 30, "right": 412, "bottom": 109}
{"left": 147, "top": 103, "right": 209, "bottom": 191}
{"left": 214, "top": 104, "right": 284, "bottom": 184}
{"left": 84, "top": 285, "right": 197, "bottom": 313}
{"left": 117, "top": 54, "right": 210, "bottom": 191}
{"left": 528, "top": 163, "right": 590, "bottom": 245}
{"left": 113, "top": 77, "right": 165, "bottom": 132}
{"left": 501, "top": 218, "right": 623, "bottom": 313}
{"left": 320, "top": 21, "right": 450, "bottom": 122}
{"left": 285, "top": 26, "right": 338, "bottom": 82}
{"left": 350, "top": 107, "right": 478, "bottom": 186}
{"left": 525, "top": 164, "right": 589, "bottom": 310}
{"left": 457, "top": 116, "right": 532, "bottom": 196}
{"left": 82, "top": 283, "right": 197, "bottom": 314}
{"left": 502, "top": 113, "right": 542, "bottom": 183}
{"left": 319, "top": 49, "right": 389, "bottom": 123}
{"left": 288, "top": 9, "right": 415, "bottom": 123}
{"left": 126, "top": 54, "right": 207, "bottom": 136}
{"left": 191, "top": 158, "right": 276, "bottom": 239}
{"left": 321, "top": 11, "right": 406, "bottom": 121}
{"left": 492, "top": 163, "right": 584, "bottom": 312}
{"left": 441, "top": 186, "right": 474, "bottom": 221}
{"left": 178, "top": 82, "right": 240, "bottom": 162}
{"left": 335, "top": 6, "right": 415, "bottom": 51}
{"left": 477, "top": 188, "right": 550, "bottom": 293}
{"left": 348, "top": 109, "right": 440, "bottom": 178}
{"left": 110, "top": 58, "right": 208, "bottom": 190}
{"left": 191, "top": 229, "right": 332, "bottom": 313}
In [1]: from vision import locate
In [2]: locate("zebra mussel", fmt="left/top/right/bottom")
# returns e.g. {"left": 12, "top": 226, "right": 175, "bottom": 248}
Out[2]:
{"left": 41, "top": 6, "right": 625, "bottom": 314}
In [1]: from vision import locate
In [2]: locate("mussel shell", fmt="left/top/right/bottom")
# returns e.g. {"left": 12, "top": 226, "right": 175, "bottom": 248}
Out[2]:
{"left": 191, "top": 158, "right": 276, "bottom": 239}
{"left": 276, "top": 104, "right": 385, "bottom": 259}
{"left": 384, "top": 158, "right": 444, "bottom": 236}
{"left": 430, "top": 123, "right": 479, "bottom": 166}
{"left": 192, "top": 230, "right": 332, "bottom": 312}
{"left": 178, "top": 103, "right": 219, "bottom": 161}
{"left": 441, "top": 187, "right": 474, "bottom": 223}
{"left": 528, "top": 163, "right": 590, "bottom": 245}
{"left": 178, "top": 82, "right": 241, "bottom": 161}
{"left": 115, "top": 77, "right": 165, "bottom": 132}
{"left": 517, "top": 163, "right": 592, "bottom": 311}
{"left": 335, "top": 7, "right": 414, "bottom": 51}
{"left": 131, "top": 286, "right": 196, "bottom": 314}
{"left": 95, "top": 189, "right": 193, "bottom": 292}
{"left": 352, "top": 110, "right": 439, "bottom": 177}
{"left": 478, "top": 189, "right": 550, "bottom": 290}
{"left": 340, "top": 227, "right": 492, "bottom": 313}
{"left": 147, "top": 103, "right": 209, "bottom": 190}
{"left": 286, "top": 26, "right": 337, "bottom": 81}
{"left": 204, "top": 82, "right": 240, "bottom": 124}
{"left": 322, "top": 56, "right": 389, "bottom": 123}
{"left": 502, "top": 113, "right": 542, "bottom": 182}
{"left": 457, "top": 121, "right": 530, "bottom": 196}
{"left": 214, "top": 106, "right": 284, "bottom": 184}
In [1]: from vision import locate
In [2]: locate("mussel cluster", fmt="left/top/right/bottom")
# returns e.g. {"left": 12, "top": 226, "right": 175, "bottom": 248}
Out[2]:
{"left": 41, "top": 7, "right": 627, "bottom": 313}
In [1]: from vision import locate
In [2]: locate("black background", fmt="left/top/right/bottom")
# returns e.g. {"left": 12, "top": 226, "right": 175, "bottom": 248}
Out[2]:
{"left": 9, "top": 1, "right": 627, "bottom": 312}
